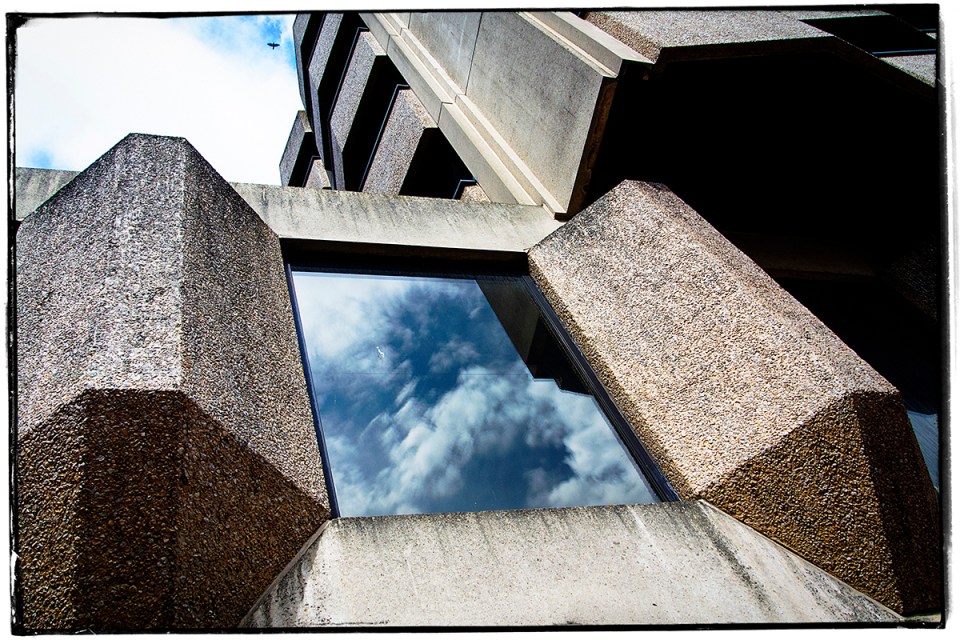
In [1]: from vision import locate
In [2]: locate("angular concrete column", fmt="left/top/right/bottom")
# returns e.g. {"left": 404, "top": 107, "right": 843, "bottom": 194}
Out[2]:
{"left": 279, "top": 110, "right": 318, "bottom": 187}
{"left": 362, "top": 88, "right": 435, "bottom": 195}
{"left": 527, "top": 180, "right": 940, "bottom": 614}
{"left": 330, "top": 31, "right": 386, "bottom": 189}
{"left": 16, "top": 134, "right": 330, "bottom": 630}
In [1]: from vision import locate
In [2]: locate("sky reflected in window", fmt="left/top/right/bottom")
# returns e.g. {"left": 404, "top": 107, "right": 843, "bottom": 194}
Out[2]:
{"left": 291, "top": 270, "right": 659, "bottom": 517}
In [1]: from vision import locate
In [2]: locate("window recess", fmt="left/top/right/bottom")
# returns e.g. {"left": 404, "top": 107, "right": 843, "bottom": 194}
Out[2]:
{"left": 287, "top": 264, "right": 676, "bottom": 518}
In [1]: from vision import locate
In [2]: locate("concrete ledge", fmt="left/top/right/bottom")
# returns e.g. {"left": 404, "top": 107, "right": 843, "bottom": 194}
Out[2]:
{"left": 584, "top": 10, "right": 830, "bottom": 64}
{"left": 243, "top": 501, "right": 899, "bottom": 627}
{"left": 231, "top": 182, "right": 560, "bottom": 254}
{"left": 16, "top": 135, "right": 330, "bottom": 630}
{"left": 526, "top": 180, "right": 941, "bottom": 614}
{"left": 16, "top": 168, "right": 556, "bottom": 254}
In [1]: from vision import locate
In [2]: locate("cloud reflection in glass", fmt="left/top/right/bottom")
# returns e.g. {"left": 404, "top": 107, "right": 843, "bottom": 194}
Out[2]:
{"left": 290, "top": 270, "right": 659, "bottom": 517}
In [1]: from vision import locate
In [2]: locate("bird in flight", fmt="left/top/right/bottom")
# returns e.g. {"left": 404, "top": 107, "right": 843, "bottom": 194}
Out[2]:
{"left": 267, "top": 42, "right": 280, "bottom": 49}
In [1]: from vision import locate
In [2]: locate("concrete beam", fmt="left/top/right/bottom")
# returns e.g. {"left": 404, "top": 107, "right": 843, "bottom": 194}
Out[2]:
{"left": 231, "top": 181, "right": 560, "bottom": 255}
{"left": 243, "top": 501, "right": 899, "bottom": 627}
{"left": 16, "top": 135, "right": 330, "bottom": 630}
{"left": 16, "top": 168, "right": 555, "bottom": 255}
{"left": 527, "top": 180, "right": 941, "bottom": 614}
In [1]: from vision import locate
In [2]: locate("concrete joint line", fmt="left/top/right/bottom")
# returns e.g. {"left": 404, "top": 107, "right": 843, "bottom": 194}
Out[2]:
{"left": 436, "top": 103, "right": 532, "bottom": 207}
{"left": 531, "top": 11, "right": 653, "bottom": 71}
{"left": 447, "top": 95, "right": 563, "bottom": 212}
{"left": 371, "top": 10, "right": 563, "bottom": 214}
{"left": 520, "top": 11, "right": 619, "bottom": 78}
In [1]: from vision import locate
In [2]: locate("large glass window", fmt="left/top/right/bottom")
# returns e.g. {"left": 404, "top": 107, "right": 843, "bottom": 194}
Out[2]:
{"left": 289, "top": 267, "right": 671, "bottom": 517}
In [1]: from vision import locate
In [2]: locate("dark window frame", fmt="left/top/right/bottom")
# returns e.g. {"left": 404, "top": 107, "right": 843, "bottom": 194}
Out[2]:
{"left": 285, "top": 256, "right": 679, "bottom": 518}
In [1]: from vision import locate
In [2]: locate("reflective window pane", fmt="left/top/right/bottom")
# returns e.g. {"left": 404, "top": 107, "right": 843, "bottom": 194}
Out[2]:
{"left": 290, "top": 269, "right": 660, "bottom": 517}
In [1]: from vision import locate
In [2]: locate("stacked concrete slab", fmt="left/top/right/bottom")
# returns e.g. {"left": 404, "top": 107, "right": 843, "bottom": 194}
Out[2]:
{"left": 329, "top": 31, "right": 384, "bottom": 190}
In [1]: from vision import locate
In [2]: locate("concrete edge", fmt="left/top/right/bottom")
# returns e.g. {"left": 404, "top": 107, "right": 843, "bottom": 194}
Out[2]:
{"left": 239, "top": 519, "right": 335, "bottom": 627}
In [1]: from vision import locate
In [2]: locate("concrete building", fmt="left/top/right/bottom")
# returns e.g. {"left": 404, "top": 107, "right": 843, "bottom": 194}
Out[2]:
{"left": 13, "top": 7, "right": 943, "bottom": 631}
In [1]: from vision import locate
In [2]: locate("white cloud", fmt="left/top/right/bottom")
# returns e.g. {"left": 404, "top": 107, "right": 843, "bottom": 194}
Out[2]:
{"left": 336, "top": 363, "right": 657, "bottom": 516}
{"left": 15, "top": 15, "right": 301, "bottom": 184}
{"left": 289, "top": 270, "right": 659, "bottom": 517}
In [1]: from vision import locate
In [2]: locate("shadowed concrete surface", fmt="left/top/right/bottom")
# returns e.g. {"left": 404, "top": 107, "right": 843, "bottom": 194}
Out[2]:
{"left": 527, "top": 180, "right": 940, "bottom": 614}
{"left": 243, "top": 501, "right": 899, "bottom": 627}
{"left": 15, "top": 134, "right": 330, "bottom": 630}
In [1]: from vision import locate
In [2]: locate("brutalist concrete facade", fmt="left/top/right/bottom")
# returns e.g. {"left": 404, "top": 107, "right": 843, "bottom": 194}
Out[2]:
{"left": 15, "top": 135, "right": 330, "bottom": 630}
{"left": 12, "top": 7, "right": 943, "bottom": 631}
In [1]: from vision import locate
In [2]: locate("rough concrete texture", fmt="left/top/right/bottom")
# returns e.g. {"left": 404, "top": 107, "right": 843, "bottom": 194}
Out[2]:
{"left": 304, "top": 158, "right": 332, "bottom": 190}
{"left": 231, "top": 182, "right": 559, "bottom": 253}
{"left": 293, "top": 13, "right": 311, "bottom": 107}
{"left": 280, "top": 110, "right": 312, "bottom": 186}
{"left": 883, "top": 54, "right": 936, "bottom": 87}
{"left": 16, "top": 134, "right": 330, "bottom": 630}
{"left": 777, "top": 9, "right": 888, "bottom": 20}
{"left": 584, "top": 10, "right": 829, "bottom": 63}
{"left": 362, "top": 88, "right": 435, "bottom": 195}
{"left": 244, "top": 501, "right": 898, "bottom": 627}
{"left": 330, "top": 31, "right": 384, "bottom": 187}
{"left": 526, "top": 181, "right": 940, "bottom": 614}
{"left": 14, "top": 167, "right": 78, "bottom": 221}
{"left": 458, "top": 182, "right": 489, "bottom": 202}
{"left": 308, "top": 13, "right": 343, "bottom": 155}
{"left": 407, "top": 12, "right": 482, "bottom": 94}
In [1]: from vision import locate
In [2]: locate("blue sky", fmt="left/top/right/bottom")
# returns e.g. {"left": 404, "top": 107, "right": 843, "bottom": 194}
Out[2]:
{"left": 15, "top": 14, "right": 302, "bottom": 184}
{"left": 291, "top": 271, "right": 659, "bottom": 517}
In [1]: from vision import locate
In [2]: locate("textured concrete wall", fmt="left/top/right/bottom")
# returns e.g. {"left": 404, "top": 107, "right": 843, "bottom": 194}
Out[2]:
{"left": 362, "top": 11, "right": 647, "bottom": 215}
{"left": 16, "top": 135, "right": 330, "bottom": 630}
{"left": 463, "top": 12, "right": 614, "bottom": 213}
{"left": 330, "top": 31, "right": 384, "bottom": 189}
{"left": 527, "top": 180, "right": 940, "bottom": 614}
{"left": 243, "top": 501, "right": 898, "bottom": 627}
{"left": 584, "top": 10, "right": 828, "bottom": 63}
{"left": 362, "top": 88, "right": 435, "bottom": 195}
